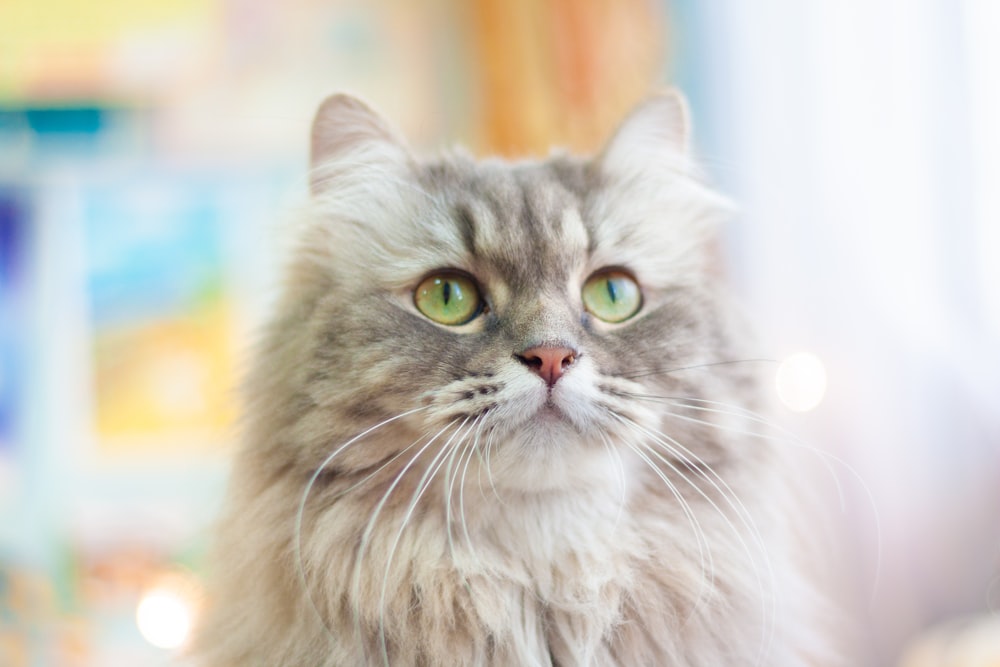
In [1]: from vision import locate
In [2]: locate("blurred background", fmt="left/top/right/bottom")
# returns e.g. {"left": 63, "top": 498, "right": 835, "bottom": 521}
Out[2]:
{"left": 1, "top": 0, "right": 997, "bottom": 665}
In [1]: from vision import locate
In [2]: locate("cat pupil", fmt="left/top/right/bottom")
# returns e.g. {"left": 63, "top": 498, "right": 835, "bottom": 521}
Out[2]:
{"left": 606, "top": 279, "right": 618, "bottom": 304}
{"left": 442, "top": 280, "right": 452, "bottom": 306}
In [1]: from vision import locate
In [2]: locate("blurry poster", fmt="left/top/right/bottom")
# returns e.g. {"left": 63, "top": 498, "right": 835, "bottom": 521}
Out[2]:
{"left": 82, "top": 176, "right": 236, "bottom": 455}
{"left": 0, "top": 0, "right": 220, "bottom": 101}
{"left": 0, "top": 189, "right": 28, "bottom": 458}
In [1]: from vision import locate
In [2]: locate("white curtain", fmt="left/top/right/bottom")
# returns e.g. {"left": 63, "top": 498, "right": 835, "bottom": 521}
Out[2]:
{"left": 684, "top": 1, "right": 1000, "bottom": 664}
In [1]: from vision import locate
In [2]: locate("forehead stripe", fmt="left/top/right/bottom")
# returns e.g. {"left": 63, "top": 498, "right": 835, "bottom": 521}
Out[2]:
{"left": 455, "top": 204, "right": 478, "bottom": 257}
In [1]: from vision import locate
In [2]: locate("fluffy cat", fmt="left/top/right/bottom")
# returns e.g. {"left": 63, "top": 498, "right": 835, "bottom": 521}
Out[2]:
{"left": 194, "top": 90, "right": 829, "bottom": 666}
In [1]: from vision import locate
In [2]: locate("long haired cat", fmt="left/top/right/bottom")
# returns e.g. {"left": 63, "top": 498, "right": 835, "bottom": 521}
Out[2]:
{"left": 194, "top": 90, "right": 829, "bottom": 665}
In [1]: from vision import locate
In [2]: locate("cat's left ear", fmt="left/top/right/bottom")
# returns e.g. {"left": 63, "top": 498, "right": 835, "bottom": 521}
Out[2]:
{"left": 599, "top": 88, "right": 692, "bottom": 176}
{"left": 310, "top": 93, "right": 410, "bottom": 194}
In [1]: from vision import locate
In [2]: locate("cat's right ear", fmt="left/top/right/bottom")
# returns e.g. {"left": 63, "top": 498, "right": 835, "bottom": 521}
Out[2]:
{"left": 310, "top": 94, "right": 409, "bottom": 194}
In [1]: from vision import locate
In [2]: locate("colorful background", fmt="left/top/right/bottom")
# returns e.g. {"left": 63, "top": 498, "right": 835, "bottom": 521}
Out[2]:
{"left": 1, "top": 1, "right": 998, "bottom": 665}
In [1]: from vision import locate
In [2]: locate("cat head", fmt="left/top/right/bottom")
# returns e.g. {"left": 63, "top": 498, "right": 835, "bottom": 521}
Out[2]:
{"left": 262, "top": 92, "right": 743, "bottom": 493}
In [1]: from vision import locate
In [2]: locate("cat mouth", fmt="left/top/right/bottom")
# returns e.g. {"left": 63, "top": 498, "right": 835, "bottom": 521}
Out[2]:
{"left": 534, "top": 395, "right": 575, "bottom": 424}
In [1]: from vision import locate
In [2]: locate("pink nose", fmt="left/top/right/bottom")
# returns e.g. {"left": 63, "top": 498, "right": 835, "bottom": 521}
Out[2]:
{"left": 516, "top": 346, "right": 578, "bottom": 387}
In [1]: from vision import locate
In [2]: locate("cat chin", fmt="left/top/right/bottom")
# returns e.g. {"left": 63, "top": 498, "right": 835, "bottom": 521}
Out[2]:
{"left": 479, "top": 416, "right": 628, "bottom": 495}
{"left": 488, "top": 435, "right": 634, "bottom": 495}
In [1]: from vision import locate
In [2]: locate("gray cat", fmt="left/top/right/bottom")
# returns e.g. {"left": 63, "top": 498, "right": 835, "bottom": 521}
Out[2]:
{"left": 194, "top": 91, "right": 830, "bottom": 666}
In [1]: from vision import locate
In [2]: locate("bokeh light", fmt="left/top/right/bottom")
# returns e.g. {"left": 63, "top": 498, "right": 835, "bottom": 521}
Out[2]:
{"left": 775, "top": 352, "right": 828, "bottom": 413}
{"left": 136, "top": 589, "right": 192, "bottom": 650}
{"left": 135, "top": 571, "right": 201, "bottom": 651}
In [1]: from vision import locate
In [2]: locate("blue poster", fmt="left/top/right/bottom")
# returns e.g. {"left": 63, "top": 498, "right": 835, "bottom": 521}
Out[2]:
{"left": 0, "top": 188, "right": 28, "bottom": 455}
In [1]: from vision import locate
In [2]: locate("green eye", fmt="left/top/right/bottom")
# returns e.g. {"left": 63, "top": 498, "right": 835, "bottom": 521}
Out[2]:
{"left": 414, "top": 273, "right": 483, "bottom": 325}
{"left": 582, "top": 270, "right": 642, "bottom": 323}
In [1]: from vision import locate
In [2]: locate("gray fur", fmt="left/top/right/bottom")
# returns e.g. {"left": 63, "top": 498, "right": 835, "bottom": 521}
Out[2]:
{"left": 194, "top": 92, "right": 831, "bottom": 666}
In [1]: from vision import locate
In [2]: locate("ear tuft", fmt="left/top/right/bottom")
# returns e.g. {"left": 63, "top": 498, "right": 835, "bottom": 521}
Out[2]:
{"left": 309, "top": 94, "right": 408, "bottom": 193}
{"left": 600, "top": 88, "right": 692, "bottom": 176}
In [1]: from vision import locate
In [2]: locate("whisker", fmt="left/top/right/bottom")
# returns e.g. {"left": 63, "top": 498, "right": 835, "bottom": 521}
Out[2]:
{"left": 480, "top": 423, "right": 505, "bottom": 506}
{"left": 444, "top": 417, "right": 490, "bottom": 577}
{"left": 619, "top": 358, "right": 777, "bottom": 381}
{"left": 444, "top": 421, "right": 471, "bottom": 571}
{"left": 598, "top": 431, "right": 629, "bottom": 536}
{"left": 334, "top": 431, "right": 435, "bottom": 501}
{"left": 458, "top": 416, "right": 488, "bottom": 569}
{"left": 655, "top": 400, "right": 848, "bottom": 508}
{"left": 625, "top": 393, "right": 847, "bottom": 508}
{"left": 378, "top": 418, "right": 473, "bottom": 665}
{"left": 351, "top": 419, "right": 458, "bottom": 662}
{"left": 617, "top": 415, "right": 777, "bottom": 666}
{"left": 611, "top": 421, "right": 716, "bottom": 615}
{"left": 473, "top": 419, "right": 490, "bottom": 502}
{"left": 624, "top": 438, "right": 718, "bottom": 620}
{"left": 637, "top": 393, "right": 884, "bottom": 607}
{"left": 294, "top": 406, "right": 428, "bottom": 644}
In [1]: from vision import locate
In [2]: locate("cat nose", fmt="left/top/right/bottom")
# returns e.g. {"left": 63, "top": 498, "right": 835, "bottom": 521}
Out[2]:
{"left": 516, "top": 345, "right": 578, "bottom": 387}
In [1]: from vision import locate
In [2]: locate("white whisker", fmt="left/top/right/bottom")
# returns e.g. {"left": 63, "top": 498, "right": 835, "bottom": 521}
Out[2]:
{"left": 444, "top": 421, "right": 470, "bottom": 570}
{"left": 611, "top": 420, "right": 716, "bottom": 615}
{"left": 378, "top": 418, "right": 473, "bottom": 665}
{"left": 598, "top": 431, "right": 629, "bottom": 536}
{"left": 480, "top": 423, "right": 506, "bottom": 506}
{"left": 647, "top": 394, "right": 883, "bottom": 608}
{"left": 626, "top": 438, "right": 718, "bottom": 619}
{"left": 294, "top": 406, "right": 428, "bottom": 644}
{"left": 350, "top": 419, "right": 457, "bottom": 663}
{"left": 612, "top": 413, "right": 775, "bottom": 667}
{"left": 458, "top": 416, "right": 488, "bottom": 569}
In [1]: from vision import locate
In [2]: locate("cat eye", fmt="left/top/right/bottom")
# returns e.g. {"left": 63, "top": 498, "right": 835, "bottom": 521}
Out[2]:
{"left": 581, "top": 270, "right": 642, "bottom": 323}
{"left": 414, "top": 273, "right": 483, "bottom": 326}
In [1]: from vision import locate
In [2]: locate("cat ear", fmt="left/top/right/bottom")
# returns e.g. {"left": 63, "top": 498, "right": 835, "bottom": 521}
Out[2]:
{"left": 599, "top": 88, "right": 692, "bottom": 176}
{"left": 310, "top": 93, "right": 409, "bottom": 194}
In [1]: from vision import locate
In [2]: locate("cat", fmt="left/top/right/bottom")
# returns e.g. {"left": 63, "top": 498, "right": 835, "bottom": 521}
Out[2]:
{"left": 193, "top": 90, "right": 830, "bottom": 666}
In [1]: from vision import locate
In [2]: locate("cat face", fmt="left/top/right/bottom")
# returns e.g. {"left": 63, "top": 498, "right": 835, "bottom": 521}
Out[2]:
{"left": 280, "top": 93, "right": 740, "bottom": 493}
